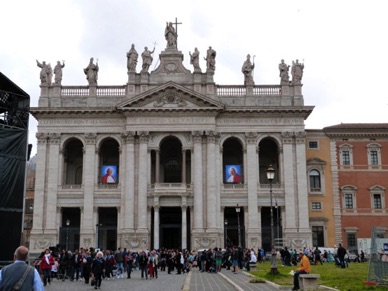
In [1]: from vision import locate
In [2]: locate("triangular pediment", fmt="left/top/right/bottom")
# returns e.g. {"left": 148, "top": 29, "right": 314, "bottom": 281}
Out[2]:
{"left": 307, "top": 157, "right": 326, "bottom": 165}
{"left": 117, "top": 81, "right": 224, "bottom": 112}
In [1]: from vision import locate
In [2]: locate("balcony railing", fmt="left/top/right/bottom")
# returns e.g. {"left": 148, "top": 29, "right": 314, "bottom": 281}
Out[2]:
{"left": 217, "top": 85, "right": 281, "bottom": 96}
{"left": 62, "top": 184, "right": 82, "bottom": 189}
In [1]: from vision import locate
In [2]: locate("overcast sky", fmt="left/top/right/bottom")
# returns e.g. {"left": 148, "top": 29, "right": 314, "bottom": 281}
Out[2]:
{"left": 1, "top": 0, "right": 387, "bottom": 156}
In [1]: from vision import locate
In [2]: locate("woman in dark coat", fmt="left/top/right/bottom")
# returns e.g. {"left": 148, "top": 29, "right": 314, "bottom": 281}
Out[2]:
{"left": 92, "top": 251, "right": 105, "bottom": 289}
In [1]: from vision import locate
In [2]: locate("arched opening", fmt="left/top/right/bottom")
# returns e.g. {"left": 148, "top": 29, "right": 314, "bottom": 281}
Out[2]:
{"left": 99, "top": 138, "right": 120, "bottom": 184}
{"left": 258, "top": 138, "right": 279, "bottom": 184}
{"left": 160, "top": 137, "right": 183, "bottom": 183}
{"left": 64, "top": 139, "right": 83, "bottom": 185}
{"left": 222, "top": 138, "right": 244, "bottom": 184}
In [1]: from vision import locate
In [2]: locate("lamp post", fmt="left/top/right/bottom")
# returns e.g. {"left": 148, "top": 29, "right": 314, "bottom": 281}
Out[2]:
{"left": 235, "top": 204, "right": 241, "bottom": 247}
{"left": 65, "top": 219, "right": 70, "bottom": 251}
{"left": 266, "top": 164, "right": 278, "bottom": 274}
{"left": 96, "top": 223, "right": 102, "bottom": 248}
{"left": 224, "top": 219, "right": 228, "bottom": 248}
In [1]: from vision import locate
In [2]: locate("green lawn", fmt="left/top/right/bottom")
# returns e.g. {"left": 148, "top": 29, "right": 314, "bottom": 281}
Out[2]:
{"left": 249, "top": 261, "right": 387, "bottom": 291}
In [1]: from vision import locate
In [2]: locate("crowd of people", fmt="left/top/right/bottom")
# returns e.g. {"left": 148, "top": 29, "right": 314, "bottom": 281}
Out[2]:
{"left": 35, "top": 246, "right": 198, "bottom": 289}
{"left": 1, "top": 243, "right": 368, "bottom": 290}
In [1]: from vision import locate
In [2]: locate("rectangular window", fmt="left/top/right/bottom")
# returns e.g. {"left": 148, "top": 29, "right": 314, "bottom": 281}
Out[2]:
{"left": 374, "top": 194, "right": 382, "bottom": 209}
{"left": 347, "top": 233, "right": 357, "bottom": 249}
{"left": 312, "top": 226, "right": 324, "bottom": 247}
{"left": 345, "top": 193, "right": 353, "bottom": 209}
{"left": 312, "top": 202, "right": 322, "bottom": 210}
{"left": 370, "top": 151, "right": 378, "bottom": 165}
{"left": 308, "top": 141, "right": 318, "bottom": 149}
{"left": 342, "top": 151, "right": 350, "bottom": 165}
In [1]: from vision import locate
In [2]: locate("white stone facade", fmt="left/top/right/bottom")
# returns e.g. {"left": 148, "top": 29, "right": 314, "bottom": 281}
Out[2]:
{"left": 30, "top": 46, "right": 313, "bottom": 254}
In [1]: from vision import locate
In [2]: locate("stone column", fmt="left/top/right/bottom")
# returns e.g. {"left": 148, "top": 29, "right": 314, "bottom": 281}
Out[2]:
{"left": 246, "top": 132, "right": 259, "bottom": 233}
{"left": 31, "top": 133, "right": 48, "bottom": 233}
{"left": 154, "top": 206, "right": 160, "bottom": 249}
{"left": 278, "top": 146, "right": 284, "bottom": 185}
{"left": 181, "top": 206, "right": 187, "bottom": 250}
{"left": 182, "top": 149, "right": 186, "bottom": 184}
{"left": 82, "top": 133, "right": 97, "bottom": 240}
{"left": 245, "top": 133, "right": 259, "bottom": 247}
{"left": 257, "top": 207, "right": 262, "bottom": 248}
{"left": 137, "top": 131, "right": 149, "bottom": 231}
{"left": 123, "top": 132, "right": 135, "bottom": 231}
{"left": 46, "top": 133, "right": 61, "bottom": 232}
{"left": 192, "top": 131, "right": 203, "bottom": 229}
{"left": 206, "top": 131, "right": 217, "bottom": 230}
{"left": 281, "top": 132, "right": 296, "bottom": 230}
{"left": 295, "top": 132, "right": 311, "bottom": 232}
{"left": 155, "top": 149, "right": 160, "bottom": 183}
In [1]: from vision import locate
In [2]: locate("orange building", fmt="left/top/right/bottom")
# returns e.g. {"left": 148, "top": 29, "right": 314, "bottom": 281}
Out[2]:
{"left": 324, "top": 124, "right": 388, "bottom": 253}
{"left": 305, "top": 130, "right": 337, "bottom": 248}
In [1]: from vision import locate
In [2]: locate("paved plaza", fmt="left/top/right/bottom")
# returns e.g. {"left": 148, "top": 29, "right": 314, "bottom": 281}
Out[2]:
{"left": 44, "top": 267, "right": 283, "bottom": 291}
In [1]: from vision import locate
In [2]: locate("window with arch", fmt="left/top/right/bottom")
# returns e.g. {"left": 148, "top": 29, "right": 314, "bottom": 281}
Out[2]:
{"left": 369, "top": 185, "right": 385, "bottom": 210}
{"left": 309, "top": 170, "right": 321, "bottom": 192}
{"left": 339, "top": 144, "right": 353, "bottom": 166}
{"left": 341, "top": 186, "right": 357, "bottom": 209}
{"left": 306, "top": 157, "right": 326, "bottom": 194}
{"left": 367, "top": 143, "right": 381, "bottom": 166}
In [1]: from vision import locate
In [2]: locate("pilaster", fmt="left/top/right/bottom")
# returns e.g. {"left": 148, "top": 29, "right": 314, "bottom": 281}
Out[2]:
{"left": 206, "top": 131, "right": 217, "bottom": 231}
{"left": 245, "top": 132, "right": 260, "bottom": 247}
{"left": 137, "top": 131, "right": 149, "bottom": 232}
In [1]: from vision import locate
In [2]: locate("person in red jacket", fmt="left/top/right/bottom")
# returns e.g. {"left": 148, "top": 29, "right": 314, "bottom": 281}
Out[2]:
{"left": 40, "top": 248, "right": 55, "bottom": 286}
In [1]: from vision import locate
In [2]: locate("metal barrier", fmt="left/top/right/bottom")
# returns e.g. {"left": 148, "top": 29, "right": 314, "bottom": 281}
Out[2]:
{"left": 367, "top": 226, "right": 388, "bottom": 286}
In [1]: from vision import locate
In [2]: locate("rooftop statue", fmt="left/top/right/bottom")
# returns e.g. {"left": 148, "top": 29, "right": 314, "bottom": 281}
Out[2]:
{"left": 165, "top": 22, "right": 177, "bottom": 49}
{"left": 36, "top": 60, "right": 52, "bottom": 86}
{"left": 241, "top": 54, "right": 255, "bottom": 85}
{"left": 141, "top": 46, "right": 155, "bottom": 73}
{"left": 54, "top": 61, "right": 65, "bottom": 85}
{"left": 127, "top": 44, "right": 138, "bottom": 73}
{"left": 279, "top": 59, "right": 290, "bottom": 85}
{"left": 84, "top": 57, "right": 99, "bottom": 85}
{"left": 204, "top": 46, "right": 216, "bottom": 72}
{"left": 291, "top": 59, "right": 304, "bottom": 85}
{"left": 189, "top": 48, "right": 201, "bottom": 72}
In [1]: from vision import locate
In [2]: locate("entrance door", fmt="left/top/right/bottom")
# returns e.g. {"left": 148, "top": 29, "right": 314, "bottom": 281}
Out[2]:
{"left": 159, "top": 207, "right": 181, "bottom": 249}
{"left": 98, "top": 208, "right": 117, "bottom": 250}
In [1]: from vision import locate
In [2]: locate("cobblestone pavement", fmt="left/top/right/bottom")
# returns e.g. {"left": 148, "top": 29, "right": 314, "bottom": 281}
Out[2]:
{"left": 44, "top": 269, "right": 187, "bottom": 291}
{"left": 42, "top": 267, "right": 286, "bottom": 291}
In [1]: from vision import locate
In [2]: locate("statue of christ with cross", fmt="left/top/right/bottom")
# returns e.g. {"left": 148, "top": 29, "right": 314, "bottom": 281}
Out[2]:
{"left": 165, "top": 17, "right": 182, "bottom": 49}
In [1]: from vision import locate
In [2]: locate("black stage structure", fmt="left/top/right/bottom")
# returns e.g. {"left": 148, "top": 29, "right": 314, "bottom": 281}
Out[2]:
{"left": 0, "top": 72, "right": 30, "bottom": 261}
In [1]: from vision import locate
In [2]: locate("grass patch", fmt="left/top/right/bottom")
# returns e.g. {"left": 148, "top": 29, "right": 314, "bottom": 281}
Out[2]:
{"left": 249, "top": 261, "right": 387, "bottom": 290}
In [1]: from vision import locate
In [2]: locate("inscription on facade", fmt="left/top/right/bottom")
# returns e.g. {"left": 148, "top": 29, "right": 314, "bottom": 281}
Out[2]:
{"left": 132, "top": 117, "right": 214, "bottom": 124}
{"left": 40, "top": 119, "right": 124, "bottom": 125}
{"left": 217, "top": 118, "right": 303, "bottom": 125}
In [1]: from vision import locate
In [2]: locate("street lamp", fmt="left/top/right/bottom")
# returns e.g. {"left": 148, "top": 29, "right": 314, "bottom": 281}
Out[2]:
{"left": 235, "top": 204, "right": 241, "bottom": 248}
{"left": 65, "top": 219, "right": 70, "bottom": 251}
{"left": 224, "top": 219, "right": 228, "bottom": 248}
{"left": 266, "top": 164, "right": 278, "bottom": 274}
{"left": 96, "top": 223, "right": 102, "bottom": 248}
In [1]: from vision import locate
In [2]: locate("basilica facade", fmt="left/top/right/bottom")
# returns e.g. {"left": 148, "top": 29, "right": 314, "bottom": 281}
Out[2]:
{"left": 29, "top": 28, "right": 313, "bottom": 254}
